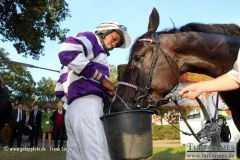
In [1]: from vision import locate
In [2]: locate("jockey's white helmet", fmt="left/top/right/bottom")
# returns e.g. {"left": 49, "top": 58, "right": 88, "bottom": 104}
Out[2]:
{"left": 95, "top": 21, "right": 131, "bottom": 48}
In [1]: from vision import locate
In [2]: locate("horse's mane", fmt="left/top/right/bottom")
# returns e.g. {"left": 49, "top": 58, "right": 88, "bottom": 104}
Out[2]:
{"left": 160, "top": 23, "right": 240, "bottom": 36}
{"left": 129, "top": 23, "right": 240, "bottom": 60}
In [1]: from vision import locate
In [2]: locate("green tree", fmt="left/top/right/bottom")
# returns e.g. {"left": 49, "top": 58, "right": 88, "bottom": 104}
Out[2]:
{"left": 35, "top": 77, "right": 57, "bottom": 107}
{"left": 117, "top": 64, "right": 127, "bottom": 81}
{"left": 0, "top": 0, "right": 70, "bottom": 59}
{"left": 0, "top": 48, "right": 36, "bottom": 107}
{"left": 109, "top": 64, "right": 117, "bottom": 84}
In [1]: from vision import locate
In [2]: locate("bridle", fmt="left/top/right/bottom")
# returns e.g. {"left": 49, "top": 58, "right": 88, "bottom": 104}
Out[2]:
{"left": 113, "top": 33, "right": 180, "bottom": 110}
{"left": 110, "top": 34, "right": 209, "bottom": 142}
{"left": 109, "top": 33, "right": 220, "bottom": 143}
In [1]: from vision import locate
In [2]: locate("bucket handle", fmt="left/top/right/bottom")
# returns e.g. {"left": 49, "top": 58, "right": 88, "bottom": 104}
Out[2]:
{"left": 108, "top": 88, "right": 131, "bottom": 114}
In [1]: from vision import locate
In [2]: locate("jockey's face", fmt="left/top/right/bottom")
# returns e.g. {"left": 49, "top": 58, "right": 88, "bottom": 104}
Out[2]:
{"left": 103, "top": 31, "right": 123, "bottom": 51}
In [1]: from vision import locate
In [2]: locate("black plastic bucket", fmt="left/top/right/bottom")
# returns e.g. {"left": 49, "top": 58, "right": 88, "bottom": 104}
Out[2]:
{"left": 101, "top": 110, "right": 153, "bottom": 160}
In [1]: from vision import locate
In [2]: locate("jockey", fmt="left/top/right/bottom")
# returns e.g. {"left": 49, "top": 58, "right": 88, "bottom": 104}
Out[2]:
{"left": 55, "top": 21, "right": 131, "bottom": 160}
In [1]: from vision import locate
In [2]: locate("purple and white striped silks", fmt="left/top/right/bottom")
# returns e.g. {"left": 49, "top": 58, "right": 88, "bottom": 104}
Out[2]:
{"left": 55, "top": 32, "right": 110, "bottom": 105}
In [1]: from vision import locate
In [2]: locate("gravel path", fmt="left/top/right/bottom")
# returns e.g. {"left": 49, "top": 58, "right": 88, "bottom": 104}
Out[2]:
{"left": 153, "top": 140, "right": 181, "bottom": 147}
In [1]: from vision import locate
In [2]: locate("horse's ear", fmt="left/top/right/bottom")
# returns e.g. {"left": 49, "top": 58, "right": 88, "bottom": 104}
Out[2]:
{"left": 148, "top": 8, "right": 160, "bottom": 34}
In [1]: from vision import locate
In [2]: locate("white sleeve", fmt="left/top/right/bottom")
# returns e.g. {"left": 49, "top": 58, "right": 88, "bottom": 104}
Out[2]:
{"left": 226, "top": 50, "right": 240, "bottom": 83}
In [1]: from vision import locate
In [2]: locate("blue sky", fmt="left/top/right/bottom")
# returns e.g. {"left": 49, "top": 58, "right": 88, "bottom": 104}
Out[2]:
{"left": 1, "top": 0, "right": 240, "bottom": 82}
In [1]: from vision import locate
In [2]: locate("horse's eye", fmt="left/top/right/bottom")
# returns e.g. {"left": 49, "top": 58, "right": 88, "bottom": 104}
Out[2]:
{"left": 133, "top": 54, "right": 142, "bottom": 62}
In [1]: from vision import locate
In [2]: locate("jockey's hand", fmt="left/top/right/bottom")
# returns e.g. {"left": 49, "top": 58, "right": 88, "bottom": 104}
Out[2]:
{"left": 101, "top": 78, "right": 115, "bottom": 97}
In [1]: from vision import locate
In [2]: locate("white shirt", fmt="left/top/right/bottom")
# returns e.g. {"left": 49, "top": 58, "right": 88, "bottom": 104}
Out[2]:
{"left": 17, "top": 109, "right": 22, "bottom": 122}
{"left": 227, "top": 50, "right": 240, "bottom": 83}
{"left": 58, "top": 110, "right": 62, "bottom": 114}
{"left": 34, "top": 110, "right": 37, "bottom": 122}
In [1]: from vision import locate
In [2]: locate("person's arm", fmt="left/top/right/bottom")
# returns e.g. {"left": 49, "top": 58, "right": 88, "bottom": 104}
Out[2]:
{"left": 58, "top": 33, "right": 106, "bottom": 82}
{"left": 50, "top": 112, "right": 54, "bottom": 126}
{"left": 101, "top": 78, "right": 115, "bottom": 96}
{"left": 180, "top": 50, "right": 240, "bottom": 99}
{"left": 58, "top": 33, "right": 115, "bottom": 95}
{"left": 55, "top": 74, "right": 68, "bottom": 102}
{"left": 41, "top": 112, "right": 44, "bottom": 129}
{"left": 200, "top": 74, "right": 239, "bottom": 92}
{"left": 51, "top": 111, "right": 56, "bottom": 126}
{"left": 28, "top": 111, "right": 33, "bottom": 126}
{"left": 38, "top": 111, "right": 42, "bottom": 127}
{"left": 179, "top": 74, "right": 240, "bottom": 99}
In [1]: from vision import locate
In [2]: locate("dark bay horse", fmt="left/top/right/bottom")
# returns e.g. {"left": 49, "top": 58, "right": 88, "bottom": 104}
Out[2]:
{"left": 112, "top": 8, "right": 240, "bottom": 132}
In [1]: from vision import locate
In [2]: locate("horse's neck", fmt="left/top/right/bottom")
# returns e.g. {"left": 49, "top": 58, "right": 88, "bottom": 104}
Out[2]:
{"left": 160, "top": 32, "right": 240, "bottom": 77}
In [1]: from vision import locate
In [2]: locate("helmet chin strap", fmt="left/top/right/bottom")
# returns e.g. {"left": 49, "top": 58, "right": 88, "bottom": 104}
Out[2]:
{"left": 96, "top": 34, "right": 110, "bottom": 56}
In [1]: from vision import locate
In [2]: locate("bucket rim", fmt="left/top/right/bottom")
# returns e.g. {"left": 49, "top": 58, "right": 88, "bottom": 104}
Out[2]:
{"left": 101, "top": 110, "right": 153, "bottom": 119}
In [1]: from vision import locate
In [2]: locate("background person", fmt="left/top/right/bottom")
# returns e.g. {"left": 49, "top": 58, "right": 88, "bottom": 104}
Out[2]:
{"left": 41, "top": 103, "right": 53, "bottom": 148}
{"left": 202, "top": 92, "right": 227, "bottom": 119}
{"left": 28, "top": 104, "right": 42, "bottom": 147}
{"left": 162, "top": 113, "right": 169, "bottom": 125}
{"left": 22, "top": 108, "right": 31, "bottom": 139}
{"left": 9, "top": 99, "right": 26, "bottom": 147}
{"left": 52, "top": 101, "right": 66, "bottom": 148}
{"left": 55, "top": 21, "right": 131, "bottom": 160}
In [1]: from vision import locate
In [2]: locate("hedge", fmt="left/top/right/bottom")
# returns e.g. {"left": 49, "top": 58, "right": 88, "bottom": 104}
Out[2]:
{"left": 152, "top": 124, "right": 180, "bottom": 140}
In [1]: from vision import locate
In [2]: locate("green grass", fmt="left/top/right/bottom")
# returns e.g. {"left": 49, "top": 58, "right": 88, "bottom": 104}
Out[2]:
{"left": 0, "top": 150, "right": 66, "bottom": 160}
{"left": 152, "top": 146, "right": 185, "bottom": 160}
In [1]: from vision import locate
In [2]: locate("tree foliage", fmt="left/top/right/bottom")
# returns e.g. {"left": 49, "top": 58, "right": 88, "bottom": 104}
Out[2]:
{"left": 0, "top": 48, "right": 36, "bottom": 106}
{"left": 0, "top": 48, "right": 58, "bottom": 108}
{"left": 35, "top": 77, "right": 57, "bottom": 107}
{"left": 117, "top": 64, "right": 127, "bottom": 81}
{"left": 0, "top": 0, "right": 70, "bottom": 59}
{"left": 109, "top": 64, "right": 117, "bottom": 84}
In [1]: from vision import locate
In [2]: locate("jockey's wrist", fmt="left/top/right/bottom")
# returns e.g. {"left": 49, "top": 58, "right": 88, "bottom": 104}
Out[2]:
{"left": 92, "top": 70, "right": 104, "bottom": 82}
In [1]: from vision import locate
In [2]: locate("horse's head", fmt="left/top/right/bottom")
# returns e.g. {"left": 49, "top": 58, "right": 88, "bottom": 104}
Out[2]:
{"left": 112, "top": 8, "right": 180, "bottom": 111}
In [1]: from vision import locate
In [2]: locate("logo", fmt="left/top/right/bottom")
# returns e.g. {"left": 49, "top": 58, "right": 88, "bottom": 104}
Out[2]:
{"left": 185, "top": 143, "right": 236, "bottom": 159}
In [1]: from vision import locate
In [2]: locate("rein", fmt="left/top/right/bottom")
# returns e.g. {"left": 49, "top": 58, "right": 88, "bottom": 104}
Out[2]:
{"left": 110, "top": 34, "right": 222, "bottom": 144}
{"left": 118, "top": 81, "right": 145, "bottom": 92}
{"left": 111, "top": 35, "right": 202, "bottom": 142}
